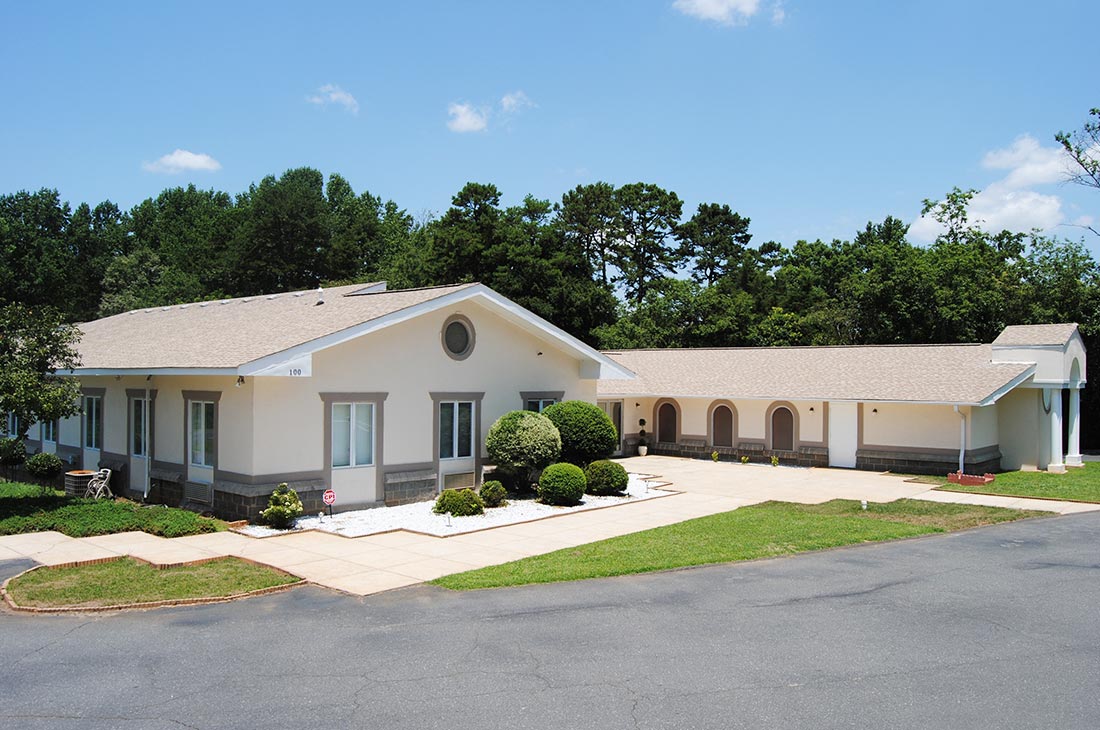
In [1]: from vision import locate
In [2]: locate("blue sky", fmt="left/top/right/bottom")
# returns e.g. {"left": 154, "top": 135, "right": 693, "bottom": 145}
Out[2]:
{"left": 2, "top": 0, "right": 1097, "bottom": 251}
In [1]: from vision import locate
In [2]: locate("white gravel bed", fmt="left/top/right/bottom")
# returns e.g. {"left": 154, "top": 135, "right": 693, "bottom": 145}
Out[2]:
{"left": 238, "top": 473, "right": 671, "bottom": 538}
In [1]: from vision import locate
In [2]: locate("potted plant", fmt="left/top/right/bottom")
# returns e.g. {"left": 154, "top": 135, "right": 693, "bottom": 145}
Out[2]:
{"left": 637, "top": 418, "right": 648, "bottom": 456}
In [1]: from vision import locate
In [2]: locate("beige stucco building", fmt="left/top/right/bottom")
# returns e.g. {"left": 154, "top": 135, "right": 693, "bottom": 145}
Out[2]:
{"left": 21, "top": 283, "right": 629, "bottom": 519}
{"left": 597, "top": 323, "right": 1086, "bottom": 476}
{"left": 15, "top": 280, "right": 1086, "bottom": 519}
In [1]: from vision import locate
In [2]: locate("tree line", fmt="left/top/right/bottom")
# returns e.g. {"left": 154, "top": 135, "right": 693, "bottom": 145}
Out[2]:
{"left": 2, "top": 108, "right": 1098, "bottom": 444}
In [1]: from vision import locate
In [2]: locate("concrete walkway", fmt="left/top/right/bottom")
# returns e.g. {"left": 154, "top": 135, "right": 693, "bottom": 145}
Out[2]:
{"left": 2, "top": 457, "right": 1096, "bottom": 597}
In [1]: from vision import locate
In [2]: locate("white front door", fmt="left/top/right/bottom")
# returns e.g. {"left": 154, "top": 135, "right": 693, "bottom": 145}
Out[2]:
{"left": 828, "top": 402, "right": 858, "bottom": 468}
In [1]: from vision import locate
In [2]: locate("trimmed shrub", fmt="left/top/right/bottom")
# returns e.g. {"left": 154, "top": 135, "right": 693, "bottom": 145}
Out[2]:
{"left": 486, "top": 410, "right": 561, "bottom": 479}
{"left": 584, "top": 460, "right": 629, "bottom": 496}
{"left": 0, "top": 437, "right": 26, "bottom": 469}
{"left": 542, "top": 401, "right": 618, "bottom": 466}
{"left": 259, "top": 483, "right": 303, "bottom": 529}
{"left": 434, "top": 488, "right": 484, "bottom": 516}
{"left": 479, "top": 480, "right": 507, "bottom": 508}
{"left": 491, "top": 464, "right": 532, "bottom": 493}
{"left": 25, "top": 452, "right": 64, "bottom": 480}
{"left": 538, "top": 463, "right": 586, "bottom": 506}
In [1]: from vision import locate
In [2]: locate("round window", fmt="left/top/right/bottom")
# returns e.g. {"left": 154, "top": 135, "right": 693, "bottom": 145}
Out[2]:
{"left": 442, "top": 316, "right": 474, "bottom": 360}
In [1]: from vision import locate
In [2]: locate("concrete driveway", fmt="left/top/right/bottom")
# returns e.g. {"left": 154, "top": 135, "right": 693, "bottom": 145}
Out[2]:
{"left": 619, "top": 454, "right": 1100, "bottom": 513}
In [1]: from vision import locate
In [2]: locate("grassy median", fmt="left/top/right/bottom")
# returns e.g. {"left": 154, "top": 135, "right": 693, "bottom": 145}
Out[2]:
{"left": 432, "top": 499, "right": 1042, "bottom": 590}
{"left": 5, "top": 557, "right": 300, "bottom": 609}
{"left": 935, "top": 462, "right": 1100, "bottom": 503}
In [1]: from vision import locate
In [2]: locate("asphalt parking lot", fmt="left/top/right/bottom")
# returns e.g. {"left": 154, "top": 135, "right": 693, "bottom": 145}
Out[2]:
{"left": 1, "top": 511, "right": 1098, "bottom": 729}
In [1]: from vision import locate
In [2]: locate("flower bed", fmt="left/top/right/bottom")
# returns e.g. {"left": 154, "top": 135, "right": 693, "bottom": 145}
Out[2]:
{"left": 238, "top": 473, "right": 670, "bottom": 538}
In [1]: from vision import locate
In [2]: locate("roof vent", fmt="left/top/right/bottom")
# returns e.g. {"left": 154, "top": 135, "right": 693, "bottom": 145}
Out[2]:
{"left": 293, "top": 292, "right": 305, "bottom": 298}
{"left": 266, "top": 294, "right": 278, "bottom": 300}
{"left": 315, "top": 286, "right": 325, "bottom": 306}
{"left": 199, "top": 302, "right": 209, "bottom": 308}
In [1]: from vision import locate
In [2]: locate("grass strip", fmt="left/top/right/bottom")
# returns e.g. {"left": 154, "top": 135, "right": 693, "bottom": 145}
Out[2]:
{"left": 934, "top": 462, "right": 1100, "bottom": 503}
{"left": 5, "top": 557, "right": 299, "bottom": 608}
{"left": 432, "top": 499, "right": 1041, "bottom": 590}
{"left": 0, "top": 481, "right": 225, "bottom": 537}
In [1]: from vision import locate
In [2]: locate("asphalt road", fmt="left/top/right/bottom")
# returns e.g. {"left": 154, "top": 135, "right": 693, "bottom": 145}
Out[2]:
{"left": 1, "top": 512, "right": 1098, "bottom": 730}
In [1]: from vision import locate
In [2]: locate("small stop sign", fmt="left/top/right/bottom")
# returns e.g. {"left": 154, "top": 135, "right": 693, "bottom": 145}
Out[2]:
{"left": 322, "top": 489, "right": 336, "bottom": 506}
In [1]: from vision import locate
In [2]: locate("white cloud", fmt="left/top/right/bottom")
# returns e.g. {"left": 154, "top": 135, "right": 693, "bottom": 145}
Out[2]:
{"left": 501, "top": 90, "right": 534, "bottom": 114}
{"left": 142, "top": 149, "right": 221, "bottom": 174}
{"left": 910, "top": 136, "right": 1080, "bottom": 242}
{"left": 306, "top": 84, "right": 360, "bottom": 115}
{"left": 771, "top": 1, "right": 786, "bottom": 24}
{"left": 673, "top": 0, "right": 761, "bottom": 26}
{"left": 446, "top": 102, "right": 489, "bottom": 133}
{"left": 981, "top": 134, "right": 1071, "bottom": 189}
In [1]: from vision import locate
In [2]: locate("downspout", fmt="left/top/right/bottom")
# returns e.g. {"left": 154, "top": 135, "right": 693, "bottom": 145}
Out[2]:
{"left": 953, "top": 405, "right": 966, "bottom": 475}
{"left": 143, "top": 375, "right": 152, "bottom": 501}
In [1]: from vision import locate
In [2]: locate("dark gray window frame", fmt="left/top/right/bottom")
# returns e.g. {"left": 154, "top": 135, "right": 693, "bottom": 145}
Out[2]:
{"left": 441, "top": 313, "right": 476, "bottom": 361}
{"left": 319, "top": 392, "right": 387, "bottom": 502}
{"left": 182, "top": 390, "right": 221, "bottom": 472}
{"left": 520, "top": 390, "right": 565, "bottom": 412}
{"left": 125, "top": 388, "right": 158, "bottom": 460}
{"left": 80, "top": 387, "right": 106, "bottom": 452}
{"left": 431, "top": 391, "right": 484, "bottom": 492}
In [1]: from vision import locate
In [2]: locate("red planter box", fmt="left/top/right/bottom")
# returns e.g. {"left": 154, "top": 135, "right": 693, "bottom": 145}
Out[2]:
{"left": 947, "top": 471, "right": 996, "bottom": 487}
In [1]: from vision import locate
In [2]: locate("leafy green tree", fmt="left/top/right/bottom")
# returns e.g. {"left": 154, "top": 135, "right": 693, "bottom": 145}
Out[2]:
{"left": 921, "top": 188, "right": 1026, "bottom": 342}
{"left": 230, "top": 168, "right": 332, "bottom": 294}
{"left": 675, "top": 203, "right": 752, "bottom": 286}
{"left": 0, "top": 304, "right": 82, "bottom": 439}
{"left": 843, "top": 217, "right": 937, "bottom": 343}
{"left": 1056, "top": 108, "right": 1100, "bottom": 191}
{"left": 750, "top": 306, "right": 808, "bottom": 346}
{"left": 558, "top": 182, "right": 618, "bottom": 284}
{"left": 612, "top": 183, "right": 684, "bottom": 305}
{"left": 0, "top": 189, "right": 75, "bottom": 316}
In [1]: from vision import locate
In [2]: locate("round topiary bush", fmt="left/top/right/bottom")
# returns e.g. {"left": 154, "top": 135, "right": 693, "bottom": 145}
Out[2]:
{"left": 584, "top": 459, "right": 629, "bottom": 496}
{"left": 25, "top": 451, "right": 64, "bottom": 481}
{"left": 541, "top": 401, "right": 618, "bottom": 467}
{"left": 486, "top": 410, "right": 561, "bottom": 479}
{"left": 434, "top": 488, "right": 485, "bottom": 516}
{"left": 538, "top": 462, "right": 586, "bottom": 506}
{"left": 0, "top": 437, "right": 26, "bottom": 469}
{"left": 479, "top": 480, "right": 507, "bottom": 508}
{"left": 259, "top": 483, "right": 303, "bottom": 529}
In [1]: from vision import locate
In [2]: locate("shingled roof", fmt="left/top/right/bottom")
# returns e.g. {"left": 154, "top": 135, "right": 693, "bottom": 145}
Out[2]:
{"left": 598, "top": 343, "right": 1035, "bottom": 405}
{"left": 992, "top": 323, "right": 1080, "bottom": 347}
{"left": 76, "top": 283, "right": 476, "bottom": 370}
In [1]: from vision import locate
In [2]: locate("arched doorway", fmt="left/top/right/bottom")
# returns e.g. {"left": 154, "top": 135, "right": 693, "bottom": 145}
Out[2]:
{"left": 658, "top": 402, "right": 678, "bottom": 444}
{"left": 712, "top": 405, "right": 734, "bottom": 448}
{"left": 771, "top": 407, "right": 794, "bottom": 451}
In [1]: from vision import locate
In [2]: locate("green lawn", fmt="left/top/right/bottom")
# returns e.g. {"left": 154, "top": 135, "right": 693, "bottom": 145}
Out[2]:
{"left": 935, "top": 462, "right": 1100, "bottom": 503}
{"left": 0, "top": 481, "right": 225, "bottom": 537}
{"left": 432, "top": 499, "right": 1041, "bottom": 590}
{"left": 5, "top": 557, "right": 300, "bottom": 608}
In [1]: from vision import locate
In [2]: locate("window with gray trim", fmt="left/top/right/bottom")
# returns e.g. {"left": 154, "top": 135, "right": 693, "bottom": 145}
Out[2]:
{"left": 439, "top": 401, "right": 474, "bottom": 459}
{"left": 441, "top": 314, "right": 475, "bottom": 360}
{"left": 525, "top": 398, "right": 558, "bottom": 412}
{"left": 189, "top": 401, "right": 215, "bottom": 467}
{"left": 332, "top": 402, "right": 375, "bottom": 468}
{"left": 83, "top": 396, "right": 102, "bottom": 450}
{"left": 41, "top": 419, "right": 57, "bottom": 443}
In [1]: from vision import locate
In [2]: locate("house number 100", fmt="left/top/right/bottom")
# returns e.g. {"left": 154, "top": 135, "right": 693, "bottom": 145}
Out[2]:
{"left": 288, "top": 368, "right": 303, "bottom": 376}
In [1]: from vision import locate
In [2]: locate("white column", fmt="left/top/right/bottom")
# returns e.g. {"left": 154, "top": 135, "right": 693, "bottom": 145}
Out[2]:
{"left": 1066, "top": 387, "right": 1083, "bottom": 467}
{"left": 1048, "top": 387, "right": 1065, "bottom": 473}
